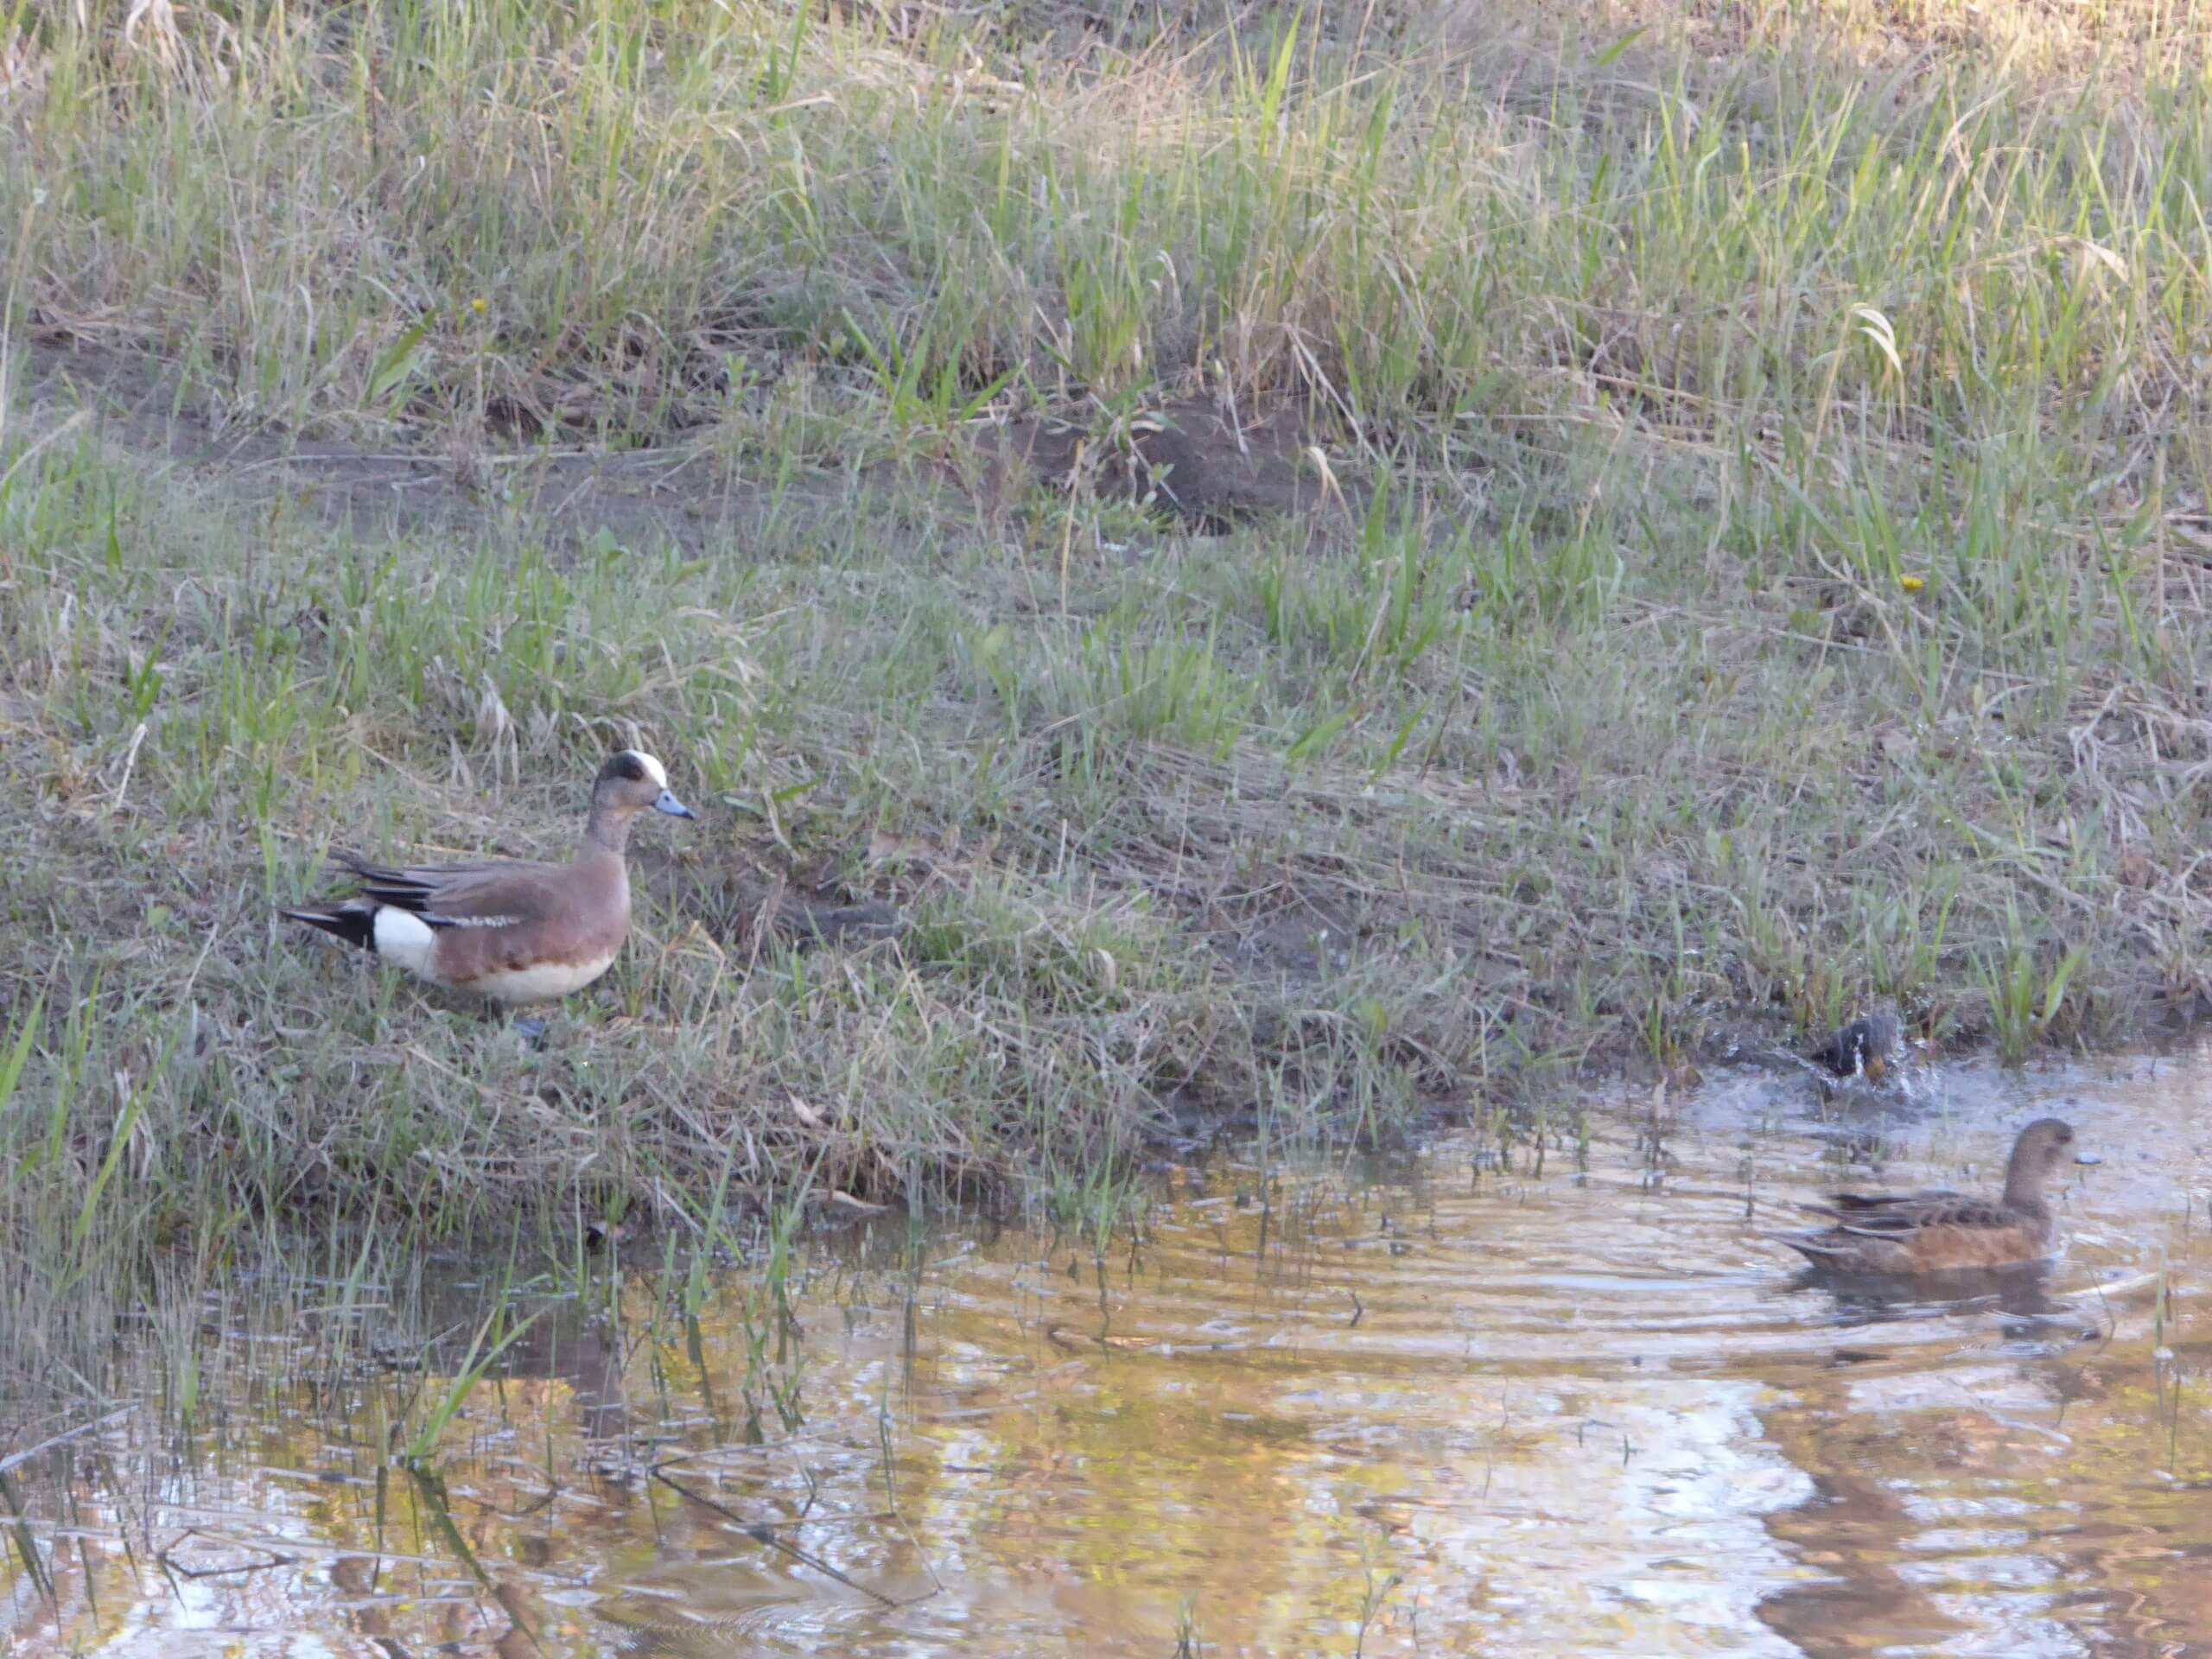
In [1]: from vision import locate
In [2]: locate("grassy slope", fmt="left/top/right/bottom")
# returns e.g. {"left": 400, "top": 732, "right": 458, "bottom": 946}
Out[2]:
{"left": 5, "top": 0, "right": 2212, "bottom": 1274}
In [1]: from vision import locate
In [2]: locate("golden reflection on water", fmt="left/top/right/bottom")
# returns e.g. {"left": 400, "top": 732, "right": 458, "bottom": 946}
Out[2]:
{"left": 3, "top": 1047, "right": 2210, "bottom": 1656}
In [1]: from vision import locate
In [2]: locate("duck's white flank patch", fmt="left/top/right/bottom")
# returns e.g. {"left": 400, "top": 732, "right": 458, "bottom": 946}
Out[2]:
{"left": 468, "top": 950, "right": 620, "bottom": 1007}
{"left": 371, "top": 906, "right": 438, "bottom": 978}
{"left": 627, "top": 750, "right": 669, "bottom": 789}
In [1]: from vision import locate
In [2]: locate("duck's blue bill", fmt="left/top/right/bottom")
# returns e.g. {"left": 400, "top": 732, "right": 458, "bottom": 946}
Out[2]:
{"left": 653, "top": 790, "right": 696, "bottom": 818}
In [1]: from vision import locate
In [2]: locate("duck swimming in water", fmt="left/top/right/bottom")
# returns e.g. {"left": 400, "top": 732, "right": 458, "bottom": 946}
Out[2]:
{"left": 1767, "top": 1118, "right": 2085, "bottom": 1275}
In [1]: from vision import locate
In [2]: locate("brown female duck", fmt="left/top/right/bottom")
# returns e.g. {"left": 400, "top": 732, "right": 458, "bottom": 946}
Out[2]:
{"left": 1768, "top": 1118, "right": 2083, "bottom": 1274}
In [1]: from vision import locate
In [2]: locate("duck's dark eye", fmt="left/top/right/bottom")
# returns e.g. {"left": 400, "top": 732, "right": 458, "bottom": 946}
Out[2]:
{"left": 616, "top": 754, "right": 645, "bottom": 781}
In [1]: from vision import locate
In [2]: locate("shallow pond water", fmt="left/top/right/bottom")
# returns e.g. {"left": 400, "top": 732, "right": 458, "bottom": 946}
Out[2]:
{"left": 4, "top": 1046, "right": 2210, "bottom": 1656}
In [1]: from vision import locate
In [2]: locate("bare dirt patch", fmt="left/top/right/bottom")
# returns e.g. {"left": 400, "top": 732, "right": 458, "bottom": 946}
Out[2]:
{"left": 988, "top": 393, "right": 1349, "bottom": 532}
{"left": 16, "top": 333, "right": 1356, "bottom": 550}
{"left": 10, "top": 333, "right": 842, "bottom": 554}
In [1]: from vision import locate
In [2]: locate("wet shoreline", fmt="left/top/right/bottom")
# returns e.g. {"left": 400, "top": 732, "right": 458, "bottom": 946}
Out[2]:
{"left": 3, "top": 1046, "right": 2207, "bottom": 1656}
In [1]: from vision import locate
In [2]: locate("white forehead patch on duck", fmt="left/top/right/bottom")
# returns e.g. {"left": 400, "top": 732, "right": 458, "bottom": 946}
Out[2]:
{"left": 621, "top": 750, "right": 669, "bottom": 790}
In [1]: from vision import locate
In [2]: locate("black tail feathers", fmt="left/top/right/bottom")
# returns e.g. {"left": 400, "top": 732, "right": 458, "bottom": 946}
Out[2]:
{"left": 281, "top": 903, "right": 378, "bottom": 951}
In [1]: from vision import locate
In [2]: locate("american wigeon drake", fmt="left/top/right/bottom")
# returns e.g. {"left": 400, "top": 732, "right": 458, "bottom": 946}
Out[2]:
{"left": 283, "top": 750, "right": 692, "bottom": 1016}
{"left": 1767, "top": 1117, "right": 2085, "bottom": 1274}
{"left": 1808, "top": 1006, "right": 1907, "bottom": 1083}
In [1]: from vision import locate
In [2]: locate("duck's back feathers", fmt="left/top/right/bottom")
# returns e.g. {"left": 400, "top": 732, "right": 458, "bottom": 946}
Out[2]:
{"left": 1812, "top": 1191, "right": 2017, "bottom": 1233}
{"left": 327, "top": 850, "right": 551, "bottom": 925}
